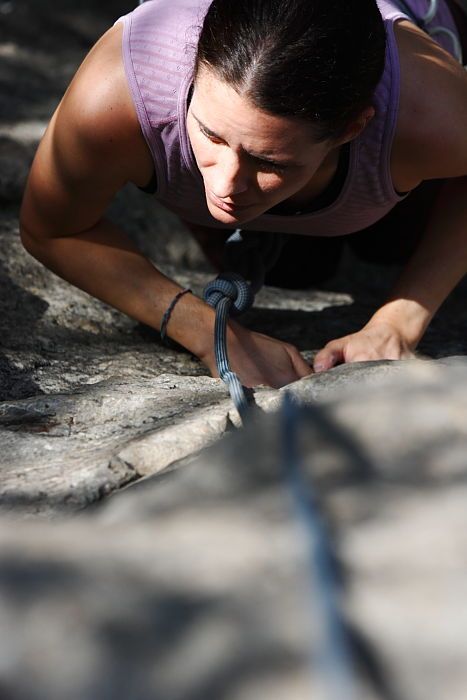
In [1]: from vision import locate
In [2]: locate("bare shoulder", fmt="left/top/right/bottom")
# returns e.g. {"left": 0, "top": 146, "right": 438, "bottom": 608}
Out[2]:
{"left": 391, "top": 19, "right": 467, "bottom": 190}
{"left": 54, "top": 22, "right": 153, "bottom": 188}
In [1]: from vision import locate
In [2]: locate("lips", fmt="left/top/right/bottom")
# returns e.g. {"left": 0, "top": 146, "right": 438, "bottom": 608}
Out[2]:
{"left": 208, "top": 192, "right": 254, "bottom": 212}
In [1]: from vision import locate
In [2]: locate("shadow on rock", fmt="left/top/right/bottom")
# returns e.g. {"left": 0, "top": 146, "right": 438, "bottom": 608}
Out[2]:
{"left": 244, "top": 296, "right": 467, "bottom": 359}
{"left": 0, "top": 354, "right": 44, "bottom": 401}
{"left": 0, "top": 138, "right": 36, "bottom": 203}
{"left": 243, "top": 302, "right": 372, "bottom": 351}
{"left": 0, "top": 260, "right": 48, "bottom": 399}
{"left": 0, "top": 0, "right": 131, "bottom": 126}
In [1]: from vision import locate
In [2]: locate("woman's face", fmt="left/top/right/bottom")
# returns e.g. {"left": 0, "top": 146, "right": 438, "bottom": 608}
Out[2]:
{"left": 187, "top": 66, "right": 336, "bottom": 225}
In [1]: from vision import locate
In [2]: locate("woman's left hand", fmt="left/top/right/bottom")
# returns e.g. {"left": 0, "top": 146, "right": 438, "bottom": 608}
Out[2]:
{"left": 313, "top": 320, "right": 417, "bottom": 372}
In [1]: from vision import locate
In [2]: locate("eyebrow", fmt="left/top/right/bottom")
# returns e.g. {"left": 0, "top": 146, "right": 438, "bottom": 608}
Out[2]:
{"left": 191, "top": 113, "right": 299, "bottom": 166}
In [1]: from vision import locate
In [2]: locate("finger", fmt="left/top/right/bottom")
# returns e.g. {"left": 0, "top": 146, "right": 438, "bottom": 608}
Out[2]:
{"left": 313, "top": 342, "right": 345, "bottom": 373}
{"left": 289, "top": 347, "right": 313, "bottom": 378}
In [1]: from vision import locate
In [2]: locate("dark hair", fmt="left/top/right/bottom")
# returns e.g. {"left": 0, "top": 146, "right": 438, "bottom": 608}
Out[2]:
{"left": 195, "top": 0, "right": 386, "bottom": 141}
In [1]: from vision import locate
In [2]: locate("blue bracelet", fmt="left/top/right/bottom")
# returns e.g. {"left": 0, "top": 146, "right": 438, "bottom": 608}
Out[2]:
{"left": 160, "top": 288, "right": 192, "bottom": 345}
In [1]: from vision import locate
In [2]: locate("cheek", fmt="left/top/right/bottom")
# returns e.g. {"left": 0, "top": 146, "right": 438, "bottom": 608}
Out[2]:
{"left": 255, "top": 172, "right": 297, "bottom": 196}
{"left": 191, "top": 136, "right": 218, "bottom": 171}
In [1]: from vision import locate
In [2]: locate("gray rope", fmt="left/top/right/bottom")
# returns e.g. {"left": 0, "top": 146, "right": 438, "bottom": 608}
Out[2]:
{"left": 280, "top": 395, "right": 407, "bottom": 700}
{"left": 203, "top": 230, "right": 285, "bottom": 422}
{"left": 203, "top": 227, "right": 360, "bottom": 691}
{"left": 204, "top": 271, "right": 255, "bottom": 423}
{"left": 281, "top": 393, "right": 357, "bottom": 700}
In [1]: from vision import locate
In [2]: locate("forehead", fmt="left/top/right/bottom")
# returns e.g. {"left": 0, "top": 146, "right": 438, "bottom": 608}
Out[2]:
{"left": 191, "top": 67, "right": 321, "bottom": 159}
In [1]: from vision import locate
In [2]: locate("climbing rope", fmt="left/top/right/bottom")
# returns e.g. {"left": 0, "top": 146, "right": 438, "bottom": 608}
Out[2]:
{"left": 203, "top": 229, "right": 285, "bottom": 423}
{"left": 203, "top": 225, "right": 360, "bottom": 694}
{"left": 203, "top": 270, "right": 255, "bottom": 422}
{"left": 281, "top": 393, "right": 358, "bottom": 700}
{"left": 280, "top": 395, "right": 407, "bottom": 700}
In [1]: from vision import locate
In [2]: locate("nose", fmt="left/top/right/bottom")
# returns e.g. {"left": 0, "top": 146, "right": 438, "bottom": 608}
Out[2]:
{"left": 211, "top": 149, "right": 249, "bottom": 200}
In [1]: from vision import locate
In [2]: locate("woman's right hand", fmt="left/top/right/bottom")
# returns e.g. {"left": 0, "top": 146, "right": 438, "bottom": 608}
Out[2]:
{"left": 200, "top": 319, "right": 312, "bottom": 389}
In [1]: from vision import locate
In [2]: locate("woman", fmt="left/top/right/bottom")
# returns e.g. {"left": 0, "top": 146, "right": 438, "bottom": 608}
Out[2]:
{"left": 19, "top": 0, "right": 467, "bottom": 388}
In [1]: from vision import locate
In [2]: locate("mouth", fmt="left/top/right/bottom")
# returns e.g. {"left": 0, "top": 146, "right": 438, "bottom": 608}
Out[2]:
{"left": 207, "top": 192, "right": 254, "bottom": 213}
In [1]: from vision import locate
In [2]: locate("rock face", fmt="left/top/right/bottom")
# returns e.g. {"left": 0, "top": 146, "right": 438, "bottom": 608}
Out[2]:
{"left": 1, "top": 0, "right": 467, "bottom": 513}
{"left": 1, "top": 3, "right": 467, "bottom": 699}
{"left": 0, "top": 359, "right": 467, "bottom": 700}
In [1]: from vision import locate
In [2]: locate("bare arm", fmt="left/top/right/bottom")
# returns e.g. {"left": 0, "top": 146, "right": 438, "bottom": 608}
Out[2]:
{"left": 20, "top": 24, "right": 217, "bottom": 358}
{"left": 314, "top": 21, "right": 467, "bottom": 371}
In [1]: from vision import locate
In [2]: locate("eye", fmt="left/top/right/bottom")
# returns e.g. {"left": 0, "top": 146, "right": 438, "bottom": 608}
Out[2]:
{"left": 199, "top": 124, "right": 222, "bottom": 144}
{"left": 253, "top": 157, "right": 288, "bottom": 174}
{"left": 197, "top": 121, "right": 288, "bottom": 173}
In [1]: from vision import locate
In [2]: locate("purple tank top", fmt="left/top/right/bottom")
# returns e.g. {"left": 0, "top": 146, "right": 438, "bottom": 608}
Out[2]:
{"left": 118, "top": 0, "right": 460, "bottom": 236}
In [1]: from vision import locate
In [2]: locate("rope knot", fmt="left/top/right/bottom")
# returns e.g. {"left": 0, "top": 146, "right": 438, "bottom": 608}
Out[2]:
{"left": 203, "top": 272, "right": 254, "bottom": 317}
